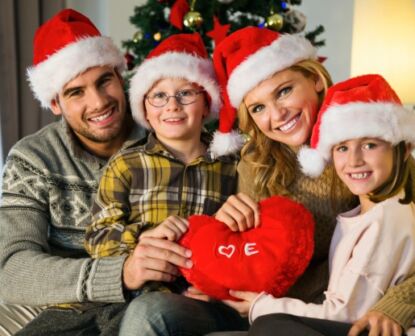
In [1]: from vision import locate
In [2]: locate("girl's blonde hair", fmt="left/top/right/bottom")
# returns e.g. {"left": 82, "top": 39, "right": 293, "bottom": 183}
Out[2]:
{"left": 238, "top": 59, "right": 333, "bottom": 197}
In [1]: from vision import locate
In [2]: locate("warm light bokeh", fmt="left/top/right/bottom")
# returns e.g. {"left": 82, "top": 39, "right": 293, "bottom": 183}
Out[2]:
{"left": 351, "top": 0, "right": 415, "bottom": 104}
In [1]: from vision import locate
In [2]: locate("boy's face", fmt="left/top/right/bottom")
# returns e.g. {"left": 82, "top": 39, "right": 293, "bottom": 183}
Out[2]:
{"left": 332, "top": 137, "right": 394, "bottom": 197}
{"left": 144, "top": 77, "right": 209, "bottom": 144}
{"left": 50, "top": 66, "right": 127, "bottom": 149}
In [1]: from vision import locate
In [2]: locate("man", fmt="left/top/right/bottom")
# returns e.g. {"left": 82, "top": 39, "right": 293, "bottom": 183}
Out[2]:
{"left": 0, "top": 9, "right": 193, "bottom": 335}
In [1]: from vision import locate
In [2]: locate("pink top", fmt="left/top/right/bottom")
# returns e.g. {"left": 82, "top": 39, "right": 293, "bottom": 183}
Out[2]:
{"left": 250, "top": 192, "right": 415, "bottom": 325}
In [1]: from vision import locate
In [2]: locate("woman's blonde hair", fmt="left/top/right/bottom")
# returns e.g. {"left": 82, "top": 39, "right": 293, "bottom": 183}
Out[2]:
{"left": 238, "top": 59, "right": 333, "bottom": 197}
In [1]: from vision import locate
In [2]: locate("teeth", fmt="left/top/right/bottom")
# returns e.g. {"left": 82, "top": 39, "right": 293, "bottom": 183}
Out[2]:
{"left": 350, "top": 172, "right": 369, "bottom": 179}
{"left": 90, "top": 110, "right": 112, "bottom": 122}
{"left": 165, "top": 118, "right": 183, "bottom": 122}
{"left": 279, "top": 116, "right": 299, "bottom": 132}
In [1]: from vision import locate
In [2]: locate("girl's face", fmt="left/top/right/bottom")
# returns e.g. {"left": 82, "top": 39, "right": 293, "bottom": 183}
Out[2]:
{"left": 144, "top": 77, "right": 208, "bottom": 143}
{"left": 332, "top": 137, "right": 394, "bottom": 197}
{"left": 243, "top": 69, "right": 324, "bottom": 147}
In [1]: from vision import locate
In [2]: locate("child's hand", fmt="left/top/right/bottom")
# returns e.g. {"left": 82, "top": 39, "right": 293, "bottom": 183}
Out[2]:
{"left": 223, "top": 290, "right": 259, "bottom": 317}
{"left": 140, "top": 216, "right": 189, "bottom": 242}
{"left": 183, "top": 286, "right": 212, "bottom": 302}
{"left": 215, "top": 193, "right": 260, "bottom": 232}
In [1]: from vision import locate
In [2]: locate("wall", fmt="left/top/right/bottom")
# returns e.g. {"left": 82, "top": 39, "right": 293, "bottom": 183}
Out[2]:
{"left": 66, "top": 0, "right": 146, "bottom": 49}
{"left": 66, "top": 0, "right": 354, "bottom": 83}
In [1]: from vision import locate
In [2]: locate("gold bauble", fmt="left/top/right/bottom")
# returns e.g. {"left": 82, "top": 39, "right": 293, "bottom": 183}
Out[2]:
{"left": 133, "top": 30, "right": 143, "bottom": 43}
{"left": 265, "top": 13, "right": 284, "bottom": 31}
{"left": 183, "top": 11, "right": 204, "bottom": 29}
{"left": 153, "top": 32, "right": 162, "bottom": 41}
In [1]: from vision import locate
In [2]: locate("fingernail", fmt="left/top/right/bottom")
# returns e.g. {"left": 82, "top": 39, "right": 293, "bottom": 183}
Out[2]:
{"left": 185, "top": 249, "right": 192, "bottom": 257}
{"left": 186, "top": 260, "right": 193, "bottom": 268}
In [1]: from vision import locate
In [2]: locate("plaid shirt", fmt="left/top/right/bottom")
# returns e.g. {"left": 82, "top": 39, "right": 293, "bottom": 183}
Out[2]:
{"left": 85, "top": 133, "right": 238, "bottom": 258}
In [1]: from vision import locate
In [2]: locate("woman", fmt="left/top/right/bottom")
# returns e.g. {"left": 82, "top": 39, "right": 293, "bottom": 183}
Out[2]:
{"left": 202, "top": 27, "right": 415, "bottom": 336}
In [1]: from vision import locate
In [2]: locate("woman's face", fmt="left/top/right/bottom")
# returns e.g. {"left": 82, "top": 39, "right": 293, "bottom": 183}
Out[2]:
{"left": 243, "top": 69, "right": 324, "bottom": 147}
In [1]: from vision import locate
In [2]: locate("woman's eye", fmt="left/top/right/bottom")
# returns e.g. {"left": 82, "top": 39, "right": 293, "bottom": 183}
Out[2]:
{"left": 277, "top": 86, "right": 292, "bottom": 98}
{"left": 250, "top": 104, "right": 265, "bottom": 114}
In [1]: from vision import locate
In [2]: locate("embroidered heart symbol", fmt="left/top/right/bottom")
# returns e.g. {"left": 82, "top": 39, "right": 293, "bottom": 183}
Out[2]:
{"left": 179, "top": 195, "right": 315, "bottom": 300}
{"left": 218, "top": 245, "right": 236, "bottom": 258}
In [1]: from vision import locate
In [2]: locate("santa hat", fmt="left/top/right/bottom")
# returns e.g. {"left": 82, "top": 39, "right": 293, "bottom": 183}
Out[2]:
{"left": 26, "top": 9, "right": 125, "bottom": 109}
{"left": 129, "top": 33, "right": 221, "bottom": 129}
{"left": 298, "top": 74, "right": 415, "bottom": 177}
{"left": 210, "top": 26, "right": 317, "bottom": 157}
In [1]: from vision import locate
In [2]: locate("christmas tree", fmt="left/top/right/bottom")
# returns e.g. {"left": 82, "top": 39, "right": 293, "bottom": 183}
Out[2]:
{"left": 123, "top": 0, "right": 325, "bottom": 70}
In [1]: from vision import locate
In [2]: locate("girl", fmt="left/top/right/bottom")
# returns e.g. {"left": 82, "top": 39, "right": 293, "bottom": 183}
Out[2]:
{"left": 201, "top": 27, "right": 415, "bottom": 336}
{"left": 226, "top": 74, "right": 415, "bottom": 336}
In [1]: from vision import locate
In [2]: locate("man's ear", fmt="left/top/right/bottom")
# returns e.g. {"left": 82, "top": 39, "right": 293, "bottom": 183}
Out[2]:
{"left": 50, "top": 97, "right": 62, "bottom": 116}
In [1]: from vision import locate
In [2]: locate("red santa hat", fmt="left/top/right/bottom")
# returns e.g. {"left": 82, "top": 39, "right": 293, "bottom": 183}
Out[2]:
{"left": 210, "top": 26, "right": 317, "bottom": 157}
{"left": 129, "top": 33, "right": 221, "bottom": 129}
{"left": 26, "top": 9, "right": 125, "bottom": 109}
{"left": 298, "top": 74, "right": 415, "bottom": 177}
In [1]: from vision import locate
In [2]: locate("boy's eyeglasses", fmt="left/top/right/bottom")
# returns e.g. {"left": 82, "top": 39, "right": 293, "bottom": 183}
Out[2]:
{"left": 145, "top": 89, "right": 205, "bottom": 107}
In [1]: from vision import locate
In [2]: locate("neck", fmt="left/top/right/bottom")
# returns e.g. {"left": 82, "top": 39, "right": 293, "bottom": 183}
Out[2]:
{"left": 158, "top": 136, "right": 206, "bottom": 164}
{"left": 78, "top": 122, "right": 131, "bottom": 160}
{"left": 358, "top": 195, "right": 376, "bottom": 214}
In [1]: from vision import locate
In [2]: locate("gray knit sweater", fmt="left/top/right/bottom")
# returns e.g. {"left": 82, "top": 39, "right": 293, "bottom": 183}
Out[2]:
{"left": 0, "top": 119, "right": 145, "bottom": 306}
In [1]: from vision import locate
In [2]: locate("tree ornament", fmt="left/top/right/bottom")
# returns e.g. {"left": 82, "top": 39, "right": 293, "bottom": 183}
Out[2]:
{"left": 207, "top": 16, "right": 230, "bottom": 45}
{"left": 265, "top": 13, "right": 284, "bottom": 31}
{"left": 183, "top": 10, "right": 203, "bottom": 29}
{"left": 170, "top": 0, "right": 190, "bottom": 30}
{"left": 153, "top": 32, "right": 162, "bottom": 41}
{"left": 133, "top": 30, "right": 143, "bottom": 43}
{"left": 124, "top": 51, "right": 135, "bottom": 71}
{"left": 283, "top": 9, "right": 307, "bottom": 33}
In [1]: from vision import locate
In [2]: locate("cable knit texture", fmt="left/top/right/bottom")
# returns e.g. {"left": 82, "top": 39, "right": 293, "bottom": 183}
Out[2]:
{"left": 0, "top": 119, "right": 145, "bottom": 307}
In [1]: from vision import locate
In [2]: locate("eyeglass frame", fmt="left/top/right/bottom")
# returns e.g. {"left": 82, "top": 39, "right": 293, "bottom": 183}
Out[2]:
{"left": 144, "top": 89, "right": 206, "bottom": 108}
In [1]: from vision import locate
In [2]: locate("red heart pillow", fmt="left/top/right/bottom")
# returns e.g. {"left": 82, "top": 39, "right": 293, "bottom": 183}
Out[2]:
{"left": 179, "top": 195, "right": 315, "bottom": 300}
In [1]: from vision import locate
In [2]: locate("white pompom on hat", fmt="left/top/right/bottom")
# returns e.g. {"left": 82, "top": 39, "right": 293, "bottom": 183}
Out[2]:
{"left": 129, "top": 33, "right": 221, "bottom": 129}
{"left": 26, "top": 9, "right": 125, "bottom": 109}
{"left": 298, "top": 74, "right": 415, "bottom": 177}
{"left": 210, "top": 26, "right": 317, "bottom": 157}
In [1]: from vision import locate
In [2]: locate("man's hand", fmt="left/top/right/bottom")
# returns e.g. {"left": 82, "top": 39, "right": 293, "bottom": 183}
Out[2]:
{"left": 139, "top": 216, "right": 189, "bottom": 241}
{"left": 348, "top": 311, "right": 403, "bottom": 336}
{"left": 215, "top": 193, "right": 260, "bottom": 232}
{"left": 122, "top": 236, "right": 192, "bottom": 290}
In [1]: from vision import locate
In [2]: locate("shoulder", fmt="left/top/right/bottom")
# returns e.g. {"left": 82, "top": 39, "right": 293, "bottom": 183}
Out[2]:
{"left": 5, "top": 122, "right": 65, "bottom": 168}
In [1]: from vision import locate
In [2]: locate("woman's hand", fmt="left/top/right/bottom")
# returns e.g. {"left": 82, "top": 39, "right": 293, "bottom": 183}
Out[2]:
{"left": 222, "top": 290, "right": 259, "bottom": 317}
{"left": 139, "top": 215, "right": 189, "bottom": 242}
{"left": 215, "top": 193, "right": 260, "bottom": 232}
{"left": 348, "top": 311, "right": 403, "bottom": 336}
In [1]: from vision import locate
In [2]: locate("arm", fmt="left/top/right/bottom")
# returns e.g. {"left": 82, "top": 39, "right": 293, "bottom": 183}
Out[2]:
{"left": 85, "top": 155, "right": 145, "bottom": 258}
{"left": 0, "top": 156, "right": 126, "bottom": 306}
{"left": 248, "top": 218, "right": 414, "bottom": 324}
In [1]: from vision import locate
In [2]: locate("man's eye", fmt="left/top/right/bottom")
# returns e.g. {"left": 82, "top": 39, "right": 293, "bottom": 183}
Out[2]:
{"left": 69, "top": 90, "right": 82, "bottom": 97}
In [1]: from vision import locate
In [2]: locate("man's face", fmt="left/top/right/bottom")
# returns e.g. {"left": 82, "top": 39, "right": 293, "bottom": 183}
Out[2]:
{"left": 51, "top": 66, "right": 127, "bottom": 146}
